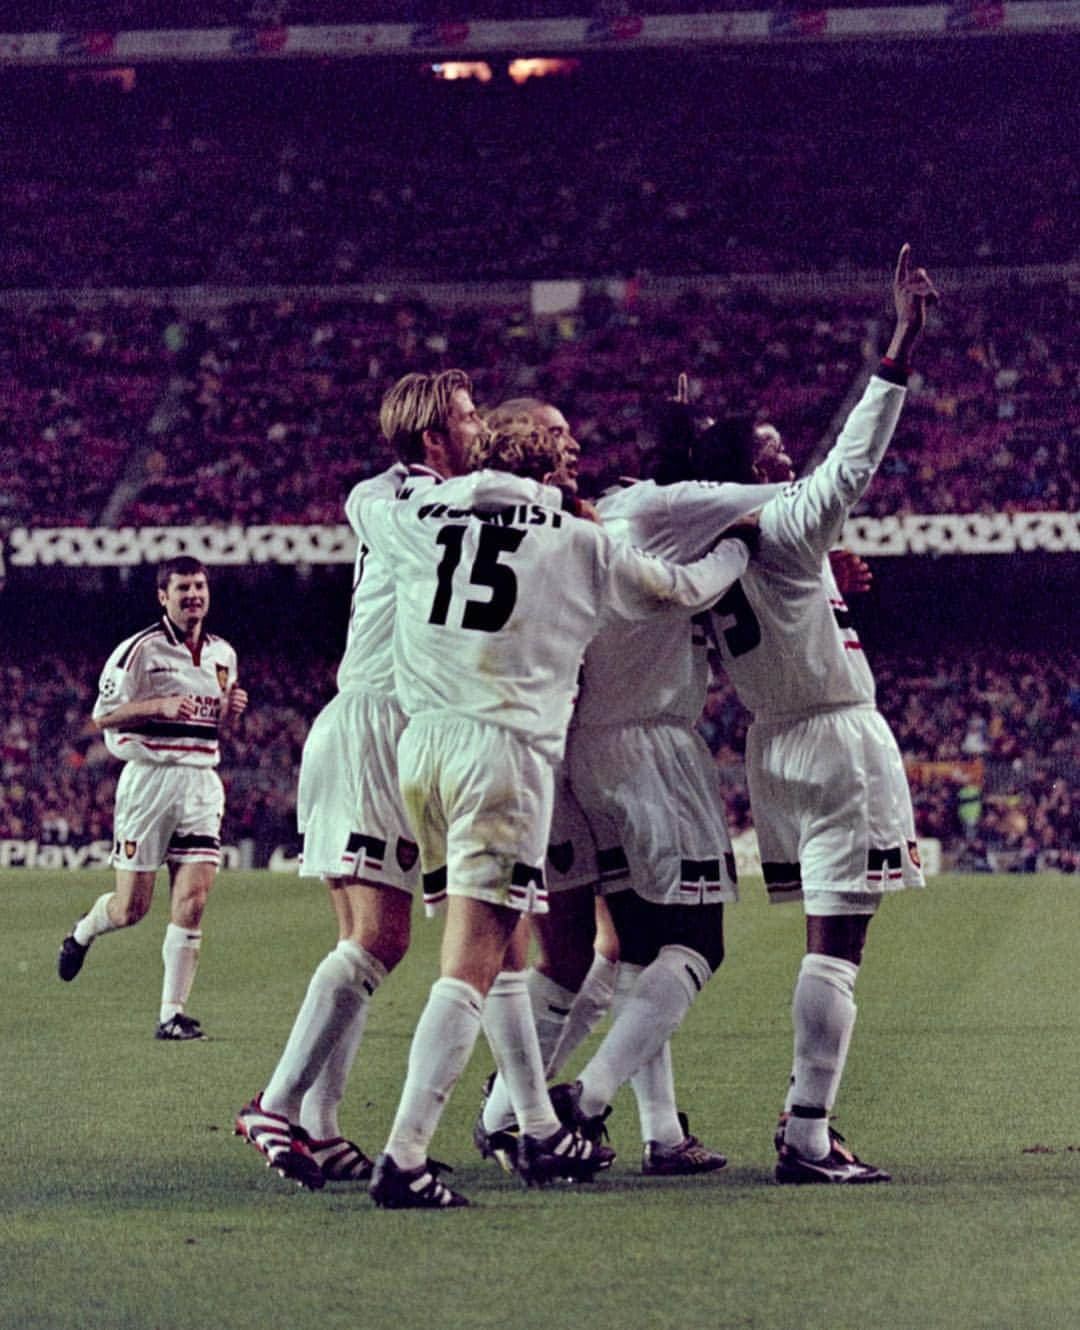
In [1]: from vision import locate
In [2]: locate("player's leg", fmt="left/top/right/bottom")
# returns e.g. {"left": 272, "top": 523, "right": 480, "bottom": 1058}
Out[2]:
{"left": 534, "top": 775, "right": 619, "bottom": 1077}
{"left": 156, "top": 769, "right": 223, "bottom": 1038}
{"left": 479, "top": 785, "right": 615, "bottom": 1147}
{"left": 783, "top": 910, "right": 871, "bottom": 1152}
{"left": 58, "top": 764, "right": 164, "bottom": 980}
{"left": 58, "top": 866, "right": 158, "bottom": 981}
{"left": 370, "top": 895, "right": 515, "bottom": 1207}
{"left": 477, "top": 895, "right": 620, "bottom": 1161}
{"left": 289, "top": 883, "right": 410, "bottom": 1175}
{"left": 156, "top": 858, "right": 216, "bottom": 1039}
{"left": 560, "top": 721, "right": 730, "bottom": 1161}
{"left": 774, "top": 906, "right": 891, "bottom": 1182}
{"left": 769, "top": 711, "right": 913, "bottom": 1183}
{"left": 565, "top": 891, "right": 721, "bottom": 1125}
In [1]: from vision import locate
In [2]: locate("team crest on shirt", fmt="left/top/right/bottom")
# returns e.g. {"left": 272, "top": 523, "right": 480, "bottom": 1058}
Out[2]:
{"left": 216, "top": 665, "right": 230, "bottom": 691}
{"left": 396, "top": 838, "right": 420, "bottom": 872}
{"left": 124, "top": 840, "right": 137, "bottom": 859}
{"left": 547, "top": 841, "right": 574, "bottom": 876}
{"left": 907, "top": 840, "right": 921, "bottom": 869}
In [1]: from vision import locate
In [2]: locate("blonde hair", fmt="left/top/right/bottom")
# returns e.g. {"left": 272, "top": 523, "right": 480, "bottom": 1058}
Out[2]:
{"left": 484, "top": 397, "right": 545, "bottom": 433}
{"left": 468, "top": 413, "right": 559, "bottom": 482}
{"left": 379, "top": 369, "right": 473, "bottom": 463}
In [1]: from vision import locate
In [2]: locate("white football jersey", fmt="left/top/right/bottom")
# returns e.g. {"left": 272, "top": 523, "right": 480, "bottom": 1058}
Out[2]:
{"left": 351, "top": 471, "right": 752, "bottom": 763}
{"left": 710, "top": 374, "right": 906, "bottom": 720}
{"left": 94, "top": 617, "right": 239, "bottom": 766}
{"left": 336, "top": 463, "right": 441, "bottom": 696}
{"left": 574, "top": 478, "right": 783, "bottom": 727}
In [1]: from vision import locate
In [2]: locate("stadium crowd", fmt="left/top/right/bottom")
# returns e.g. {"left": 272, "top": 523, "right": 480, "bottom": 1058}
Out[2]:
{"left": 4, "top": 643, "right": 1076, "bottom": 873}
{"left": 0, "top": 42, "right": 1075, "bottom": 291}
{"left": 1, "top": 279, "right": 1075, "bottom": 534}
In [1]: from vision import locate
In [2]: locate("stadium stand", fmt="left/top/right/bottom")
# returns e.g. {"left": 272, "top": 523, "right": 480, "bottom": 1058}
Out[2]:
{"left": 0, "top": 36, "right": 1075, "bottom": 872}
{"left": 3, "top": 643, "right": 1076, "bottom": 869}
{"left": 1, "top": 281, "right": 1075, "bottom": 530}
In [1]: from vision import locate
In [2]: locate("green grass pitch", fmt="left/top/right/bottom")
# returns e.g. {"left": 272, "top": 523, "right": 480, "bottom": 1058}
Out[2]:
{"left": 4, "top": 869, "right": 1080, "bottom": 1330}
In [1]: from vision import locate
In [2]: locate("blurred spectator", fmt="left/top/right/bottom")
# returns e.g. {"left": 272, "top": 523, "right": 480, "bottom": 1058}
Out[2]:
{"left": 3, "top": 282, "right": 1075, "bottom": 531}
{"left": 4, "top": 643, "right": 1075, "bottom": 869}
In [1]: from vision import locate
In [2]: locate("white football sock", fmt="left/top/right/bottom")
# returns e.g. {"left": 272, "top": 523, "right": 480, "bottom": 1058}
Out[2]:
{"left": 159, "top": 922, "right": 202, "bottom": 1022}
{"left": 384, "top": 976, "right": 484, "bottom": 1171}
{"left": 607, "top": 964, "right": 683, "bottom": 1146}
{"left": 482, "top": 971, "right": 560, "bottom": 1139}
{"left": 264, "top": 940, "right": 386, "bottom": 1122}
{"left": 784, "top": 953, "right": 859, "bottom": 1160}
{"left": 74, "top": 892, "right": 119, "bottom": 945}
{"left": 630, "top": 1044, "right": 684, "bottom": 1147}
{"left": 578, "top": 945, "right": 712, "bottom": 1118}
{"left": 298, "top": 941, "right": 387, "bottom": 1140}
{"left": 546, "top": 950, "right": 619, "bottom": 1078}
{"left": 482, "top": 967, "right": 576, "bottom": 1134}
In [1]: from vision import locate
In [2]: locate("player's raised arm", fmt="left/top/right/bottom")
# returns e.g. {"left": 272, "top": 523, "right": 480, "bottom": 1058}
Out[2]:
{"left": 760, "top": 245, "right": 939, "bottom": 563}
{"left": 884, "top": 241, "right": 940, "bottom": 368}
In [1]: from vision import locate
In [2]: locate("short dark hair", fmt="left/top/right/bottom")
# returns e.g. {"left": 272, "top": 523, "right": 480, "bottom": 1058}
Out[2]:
{"left": 694, "top": 416, "right": 757, "bottom": 485}
{"left": 640, "top": 401, "right": 757, "bottom": 485}
{"left": 156, "top": 555, "right": 208, "bottom": 591}
{"left": 640, "top": 399, "right": 698, "bottom": 484}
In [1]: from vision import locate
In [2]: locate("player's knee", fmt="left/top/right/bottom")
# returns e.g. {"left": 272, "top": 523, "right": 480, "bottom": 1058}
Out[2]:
{"left": 806, "top": 912, "right": 871, "bottom": 966}
{"left": 113, "top": 896, "right": 150, "bottom": 928}
{"left": 607, "top": 891, "right": 724, "bottom": 970}
{"left": 658, "top": 943, "right": 715, "bottom": 995}
{"left": 690, "top": 919, "right": 725, "bottom": 972}
{"left": 360, "top": 931, "right": 409, "bottom": 972}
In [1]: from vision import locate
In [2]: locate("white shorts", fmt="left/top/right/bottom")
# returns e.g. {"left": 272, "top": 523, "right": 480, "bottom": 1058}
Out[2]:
{"left": 546, "top": 764, "right": 601, "bottom": 895}
{"left": 746, "top": 705, "right": 926, "bottom": 914}
{"left": 297, "top": 690, "right": 420, "bottom": 893}
{"left": 110, "top": 762, "right": 224, "bottom": 872}
{"left": 567, "top": 718, "right": 738, "bottom": 907}
{"left": 397, "top": 714, "right": 553, "bottom": 917}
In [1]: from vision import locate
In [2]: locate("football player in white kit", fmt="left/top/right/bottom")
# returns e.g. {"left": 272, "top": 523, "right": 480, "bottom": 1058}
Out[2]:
{"left": 353, "top": 414, "right": 761, "bottom": 1207}
{"left": 475, "top": 395, "right": 784, "bottom": 1177}
{"left": 704, "top": 244, "right": 939, "bottom": 1183}
{"left": 235, "top": 370, "right": 498, "bottom": 1189}
{"left": 57, "top": 557, "right": 248, "bottom": 1041}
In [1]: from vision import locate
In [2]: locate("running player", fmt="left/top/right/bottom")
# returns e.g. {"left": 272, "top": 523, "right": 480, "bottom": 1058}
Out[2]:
{"left": 354, "top": 413, "right": 760, "bottom": 1208}
{"left": 703, "top": 244, "right": 938, "bottom": 1183}
{"left": 57, "top": 557, "right": 247, "bottom": 1041}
